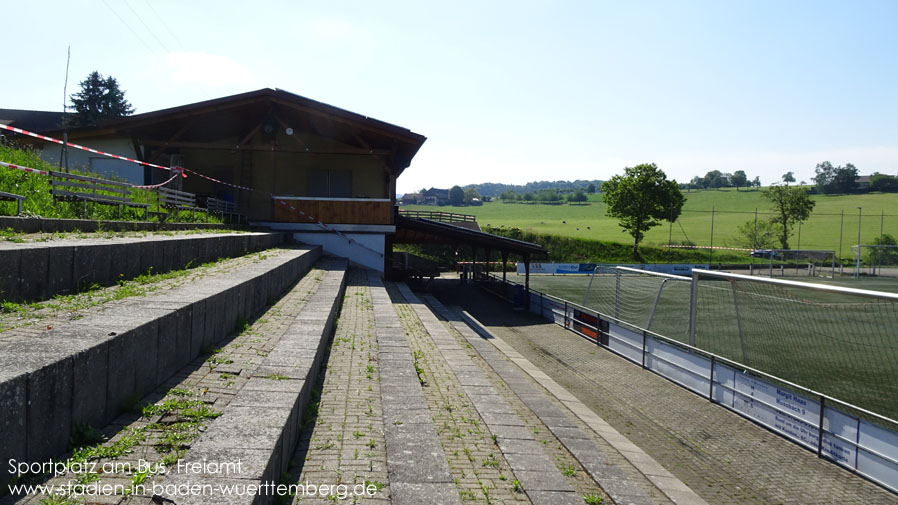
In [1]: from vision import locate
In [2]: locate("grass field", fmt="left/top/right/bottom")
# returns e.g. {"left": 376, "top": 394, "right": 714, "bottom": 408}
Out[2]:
{"left": 403, "top": 188, "right": 898, "bottom": 255}
{"left": 521, "top": 272, "right": 898, "bottom": 421}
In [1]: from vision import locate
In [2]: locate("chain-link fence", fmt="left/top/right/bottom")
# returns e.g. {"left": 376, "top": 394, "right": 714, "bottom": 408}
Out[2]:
{"left": 659, "top": 207, "right": 898, "bottom": 277}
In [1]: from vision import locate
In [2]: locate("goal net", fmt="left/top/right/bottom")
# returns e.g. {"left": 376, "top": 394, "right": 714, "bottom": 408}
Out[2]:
{"left": 690, "top": 270, "right": 898, "bottom": 421}
{"left": 851, "top": 244, "right": 898, "bottom": 277}
{"left": 749, "top": 249, "right": 836, "bottom": 278}
{"left": 582, "top": 267, "right": 691, "bottom": 338}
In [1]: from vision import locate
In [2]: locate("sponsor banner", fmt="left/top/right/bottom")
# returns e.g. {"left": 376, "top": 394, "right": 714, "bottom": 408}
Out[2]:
{"left": 515, "top": 263, "right": 596, "bottom": 274}
{"left": 515, "top": 263, "right": 706, "bottom": 275}
{"left": 606, "top": 264, "right": 708, "bottom": 276}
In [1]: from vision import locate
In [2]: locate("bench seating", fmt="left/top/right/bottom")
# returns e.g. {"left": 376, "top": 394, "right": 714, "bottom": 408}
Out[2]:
{"left": 207, "top": 197, "right": 244, "bottom": 223}
{"left": 50, "top": 171, "right": 150, "bottom": 219}
{"left": 0, "top": 190, "right": 25, "bottom": 215}
{"left": 157, "top": 187, "right": 207, "bottom": 219}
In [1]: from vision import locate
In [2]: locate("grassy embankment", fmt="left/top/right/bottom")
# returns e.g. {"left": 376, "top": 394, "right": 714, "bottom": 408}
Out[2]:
{"left": 0, "top": 142, "right": 218, "bottom": 223}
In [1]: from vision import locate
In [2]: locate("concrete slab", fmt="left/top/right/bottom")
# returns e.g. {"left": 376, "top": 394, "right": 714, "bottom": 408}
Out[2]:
{"left": 515, "top": 470, "right": 573, "bottom": 492}
{"left": 495, "top": 437, "right": 544, "bottom": 455}
{"left": 390, "top": 482, "right": 462, "bottom": 505}
{"left": 526, "top": 490, "right": 585, "bottom": 505}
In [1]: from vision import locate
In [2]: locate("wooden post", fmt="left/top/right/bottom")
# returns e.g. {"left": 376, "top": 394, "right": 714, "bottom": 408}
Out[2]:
{"left": 471, "top": 246, "right": 477, "bottom": 282}
{"left": 524, "top": 253, "right": 531, "bottom": 310}
{"left": 384, "top": 234, "right": 394, "bottom": 280}
{"left": 501, "top": 250, "right": 509, "bottom": 283}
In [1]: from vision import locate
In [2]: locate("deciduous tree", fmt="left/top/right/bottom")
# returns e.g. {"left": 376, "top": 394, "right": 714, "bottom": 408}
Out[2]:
{"left": 449, "top": 185, "right": 464, "bottom": 206}
{"left": 762, "top": 184, "right": 815, "bottom": 249}
{"left": 601, "top": 163, "right": 685, "bottom": 258}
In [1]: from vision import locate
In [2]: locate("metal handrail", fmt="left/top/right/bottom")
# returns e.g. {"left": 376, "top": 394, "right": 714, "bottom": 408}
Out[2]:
{"left": 398, "top": 209, "right": 476, "bottom": 223}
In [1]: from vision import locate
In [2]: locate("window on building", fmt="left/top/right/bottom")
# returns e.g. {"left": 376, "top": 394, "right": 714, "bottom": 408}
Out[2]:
{"left": 308, "top": 169, "right": 352, "bottom": 198}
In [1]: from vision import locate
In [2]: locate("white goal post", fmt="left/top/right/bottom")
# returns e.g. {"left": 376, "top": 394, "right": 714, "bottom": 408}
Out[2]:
{"left": 851, "top": 244, "right": 898, "bottom": 277}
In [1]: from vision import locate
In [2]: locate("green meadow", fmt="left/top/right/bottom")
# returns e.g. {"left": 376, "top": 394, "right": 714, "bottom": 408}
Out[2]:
{"left": 404, "top": 188, "right": 898, "bottom": 256}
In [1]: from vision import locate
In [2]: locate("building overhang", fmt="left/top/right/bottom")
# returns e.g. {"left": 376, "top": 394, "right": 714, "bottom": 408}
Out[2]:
{"left": 394, "top": 215, "right": 548, "bottom": 258}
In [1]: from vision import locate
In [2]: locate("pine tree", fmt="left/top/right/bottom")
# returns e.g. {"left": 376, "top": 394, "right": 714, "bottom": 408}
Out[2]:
{"left": 67, "top": 71, "right": 135, "bottom": 127}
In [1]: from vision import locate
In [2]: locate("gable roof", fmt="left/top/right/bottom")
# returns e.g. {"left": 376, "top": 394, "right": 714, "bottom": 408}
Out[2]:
{"left": 42, "top": 88, "right": 427, "bottom": 175}
{"left": 0, "top": 109, "right": 66, "bottom": 132}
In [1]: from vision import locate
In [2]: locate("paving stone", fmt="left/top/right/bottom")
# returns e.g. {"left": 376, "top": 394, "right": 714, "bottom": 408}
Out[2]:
{"left": 479, "top": 411, "right": 527, "bottom": 426}
{"left": 490, "top": 424, "right": 536, "bottom": 441}
{"left": 390, "top": 482, "right": 462, "bottom": 505}
{"left": 496, "top": 437, "right": 545, "bottom": 455}
{"left": 515, "top": 470, "right": 573, "bottom": 492}
{"left": 503, "top": 453, "right": 559, "bottom": 473}
{"left": 526, "top": 490, "right": 584, "bottom": 505}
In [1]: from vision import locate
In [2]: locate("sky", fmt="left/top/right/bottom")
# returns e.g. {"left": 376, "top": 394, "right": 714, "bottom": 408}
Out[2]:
{"left": 2, "top": 0, "right": 897, "bottom": 194}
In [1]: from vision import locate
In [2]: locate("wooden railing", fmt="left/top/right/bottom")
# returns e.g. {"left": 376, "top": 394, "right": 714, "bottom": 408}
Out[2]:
{"left": 398, "top": 209, "right": 476, "bottom": 223}
{"left": 272, "top": 196, "right": 393, "bottom": 225}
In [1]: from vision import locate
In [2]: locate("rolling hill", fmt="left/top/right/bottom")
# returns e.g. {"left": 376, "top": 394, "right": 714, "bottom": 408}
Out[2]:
{"left": 403, "top": 188, "right": 898, "bottom": 256}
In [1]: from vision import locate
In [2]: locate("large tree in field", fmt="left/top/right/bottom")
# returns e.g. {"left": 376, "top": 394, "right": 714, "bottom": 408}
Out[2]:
{"left": 763, "top": 184, "right": 815, "bottom": 249}
{"left": 602, "top": 163, "right": 685, "bottom": 258}
{"left": 448, "top": 185, "right": 464, "bottom": 206}
{"left": 731, "top": 170, "right": 748, "bottom": 190}
{"left": 67, "top": 71, "right": 135, "bottom": 127}
{"left": 813, "top": 161, "right": 859, "bottom": 194}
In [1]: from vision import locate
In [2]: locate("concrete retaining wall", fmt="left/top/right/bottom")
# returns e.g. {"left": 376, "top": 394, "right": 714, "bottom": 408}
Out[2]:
{"left": 0, "top": 216, "right": 244, "bottom": 234}
{"left": 0, "top": 246, "right": 322, "bottom": 487}
{"left": 0, "top": 232, "right": 287, "bottom": 303}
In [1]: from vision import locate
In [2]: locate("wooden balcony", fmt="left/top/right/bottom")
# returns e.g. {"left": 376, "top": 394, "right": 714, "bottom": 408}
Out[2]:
{"left": 272, "top": 196, "right": 393, "bottom": 225}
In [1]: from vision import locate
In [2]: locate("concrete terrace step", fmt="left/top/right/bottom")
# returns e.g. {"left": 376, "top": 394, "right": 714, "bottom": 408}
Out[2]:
{"left": 0, "top": 245, "right": 322, "bottom": 487}
{"left": 157, "top": 258, "right": 348, "bottom": 505}
{"left": 0, "top": 231, "right": 287, "bottom": 303}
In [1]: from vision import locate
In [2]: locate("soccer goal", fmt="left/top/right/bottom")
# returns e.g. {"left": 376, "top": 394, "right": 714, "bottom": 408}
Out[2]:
{"left": 689, "top": 268, "right": 898, "bottom": 421}
{"left": 582, "top": 266, "right": 691, "bottom": 337}
{"left": 749, "top": 249, "right": 836, "bottom": 278}
{"left": 851, "top": 244, "right": 898, "bottom": 277}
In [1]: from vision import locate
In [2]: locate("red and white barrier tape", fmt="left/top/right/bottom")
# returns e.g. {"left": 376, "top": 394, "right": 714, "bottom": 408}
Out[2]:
{"left": 132, "top": 172, "right": 180, "bottom": 189}
{"left": 0, "top": 124, "right": 172, "bottom": 172}
{"left": 0, "top": 160, "right": 50, "bottom": 176}
{"left": 663, "top": 244, "right": 752, "bottom": 252}
{"left": 184, "top": 168, "right": 254, "bottom": 192}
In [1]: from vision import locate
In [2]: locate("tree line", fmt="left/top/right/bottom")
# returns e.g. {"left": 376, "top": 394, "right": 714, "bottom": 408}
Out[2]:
{"left": 462, "top": 179, "right": 602, "bottom": 197}
{"left": 683, "top": 170, "right": 760, "bottom": 190}
{"left": 497, "top": 186, "right": 592, "bottom": 204}
{"left": 812, "top": 161, "right": 898, "bottom": 194}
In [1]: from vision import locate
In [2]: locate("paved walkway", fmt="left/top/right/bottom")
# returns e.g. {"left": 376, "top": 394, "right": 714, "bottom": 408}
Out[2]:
{"left": 431, "top": 279, "right": 898, "bottom": 505}
{"left": 288, "top": 269, "right": 390, "bottom": 505}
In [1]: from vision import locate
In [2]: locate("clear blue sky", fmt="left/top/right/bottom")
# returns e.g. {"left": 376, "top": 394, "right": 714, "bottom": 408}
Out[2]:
{"left": 3, "top": 0, "right": 897, "bottom": 193}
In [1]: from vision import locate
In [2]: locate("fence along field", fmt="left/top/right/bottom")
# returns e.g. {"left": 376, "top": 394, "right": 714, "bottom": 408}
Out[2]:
{"left": 526, "top": 270, "right": 898, "bottom": 422}
{"left": 403, "top": 188, "right": 898, "bottom": 261}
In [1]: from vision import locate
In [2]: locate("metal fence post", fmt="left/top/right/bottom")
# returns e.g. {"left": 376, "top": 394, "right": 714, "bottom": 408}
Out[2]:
{"left": 688, "top": 271, "right": 699, "bottom": 347}
{"left": 709, "top": 355, "right": 716, "bottom": 402}
{"left": 817, "top": 395, "right": 826, "bottom": 458}
{"left": 614, "top": 268, "right": 621, "bottom": 320}
{"left": 709, "top": 206, "right": 715, "bottom": 266}
{"left": 641, "top": 330, "right": 647, "bottom": 369}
